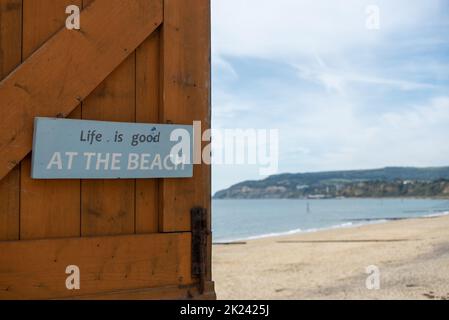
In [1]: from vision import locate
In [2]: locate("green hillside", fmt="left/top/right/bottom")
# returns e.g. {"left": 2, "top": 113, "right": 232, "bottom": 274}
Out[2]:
{"left": 214, "top": 167, "right": 449, "bottom": 199}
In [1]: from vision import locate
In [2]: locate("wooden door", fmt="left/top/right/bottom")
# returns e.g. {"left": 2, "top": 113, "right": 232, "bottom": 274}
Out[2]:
{"left": 0, "top": 0, "right": 214, "bottom": 300}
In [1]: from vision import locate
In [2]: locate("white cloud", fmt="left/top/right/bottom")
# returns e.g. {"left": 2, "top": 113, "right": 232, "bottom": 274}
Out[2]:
{"left": 213, "top": 55, "right": 239, "bottom": 79}
{"left": 212, "top": 0, "right": 444, "bottom": 60}
{"left": 382, "top": 96, "right": 449, "bottom": 128}
{"left": 279, "top": 95, "right": 449, "bottom": 173}
{"left": 295, "top": 62, "right": 437, "bottom": 95}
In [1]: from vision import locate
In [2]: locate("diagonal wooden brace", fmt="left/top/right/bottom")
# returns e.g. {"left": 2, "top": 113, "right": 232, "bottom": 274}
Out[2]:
{"left": 0, "top": 0, "right": 162, "bottom": 180}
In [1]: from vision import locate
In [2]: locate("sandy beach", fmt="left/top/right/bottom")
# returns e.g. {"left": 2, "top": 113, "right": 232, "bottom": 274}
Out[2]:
{"left": 213, "top": 215, "right": 449, "bottom": 300}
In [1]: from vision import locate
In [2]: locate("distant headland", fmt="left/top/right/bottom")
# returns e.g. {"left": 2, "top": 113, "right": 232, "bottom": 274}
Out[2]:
{"left": 214, "top": 167, "right": 449, "bottom": 199}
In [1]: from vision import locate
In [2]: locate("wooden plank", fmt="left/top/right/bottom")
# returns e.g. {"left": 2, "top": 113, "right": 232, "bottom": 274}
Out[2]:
{"left": 0, "top": 233, "right": 192, "bottom": 300}
{"left": 81, "top": 55, "right": 136, "bottom": 237}
{"left": 135, "top": 29, "right": 161, "bottom": 234}
{"left": 20, "top": 159, "right": 81, "bottom": 240}
{"left": 80, "top": 0, "right": 135, "bottom": 238}
{"left": 0, "top": 0, "right": 21, "bottom": 241}
{"left": 0, "top": 0, "right": 163, "bottom": 181}
{"left": 0, "top": 0, "right": 22, "bottom": 76}
{"left": 70, "top": 281, "right": 216, "bottom": 300}
{"left": 160, "top": 0, "right": 211, "bottom": 234}
{"left": 20, "top": 0, "right": 82, "bottom": 240}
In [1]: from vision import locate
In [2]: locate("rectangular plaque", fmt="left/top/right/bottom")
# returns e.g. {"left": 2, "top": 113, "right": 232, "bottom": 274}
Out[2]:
{"left": 31, "top": 117, "right": 193, "bottom": 179}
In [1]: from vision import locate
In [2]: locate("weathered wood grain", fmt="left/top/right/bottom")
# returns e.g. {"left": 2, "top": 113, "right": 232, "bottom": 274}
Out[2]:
{"left": 0, "top": 0, "right": 214, "bottom": 300}
{"left": 20, "top": 0, "right": 82, "bottom": 240}
{"left": 81, "top": 0, "right": 136, "bottom": 237}
{"left": 135, "top": 28, "right": 161, "bottom": 234}
{"left": 0, "top": 0, "right": 163, "bottom": 180}
{"left": 0, "top": 0, "right": 21, "bottom": 241}
{"left": 0, "top": 233, "right": 192, "bottom": 300}
{"left": 70, "top": 281, "right": 216, "bottom": 300}
{"left": 160, "top": 0, "right": 212, "bottom": 233}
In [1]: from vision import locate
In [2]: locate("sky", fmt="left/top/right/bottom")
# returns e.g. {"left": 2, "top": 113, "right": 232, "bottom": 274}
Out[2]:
{"left": 211, "top": 0, "right": 449, "bottom": 193}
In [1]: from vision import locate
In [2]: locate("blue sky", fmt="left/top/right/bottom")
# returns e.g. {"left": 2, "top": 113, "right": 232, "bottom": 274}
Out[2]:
{"left": 211, "top": 0, "right": 449, "bottom": 193}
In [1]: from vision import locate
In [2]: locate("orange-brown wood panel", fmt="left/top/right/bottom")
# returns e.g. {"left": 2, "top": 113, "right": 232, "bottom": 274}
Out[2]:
{"left": 0, "top": 0, "right": 163, "bottom": 181}
{"left": 71, "top": 282, "right": 216, "bottom": 300}
{"left": 160, "top": 0, "right": 211, "bottom": 235}
{"left": 135, "top": 29, "right": 161, "bottom": 234}
{"left": 81, "top": 55, "right": 136, "bottom": 236}
{"left": 19, "top": 0, "right": 82, "bottom": 240}
{"left": 161, "top": 0, "right": 212, "bottom": 283}
{"left": 0, "top": 0, "right": 213, "bottom": 300}
{"left": 0, "top": 233, "right": 192, "bottom": 300}
{"left": 0, "top": 0, "right": 22, "bottom": 241}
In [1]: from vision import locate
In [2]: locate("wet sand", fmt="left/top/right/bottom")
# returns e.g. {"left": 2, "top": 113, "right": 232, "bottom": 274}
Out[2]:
{"left": 213, "top": 215, "right": 449, "bottom": 300}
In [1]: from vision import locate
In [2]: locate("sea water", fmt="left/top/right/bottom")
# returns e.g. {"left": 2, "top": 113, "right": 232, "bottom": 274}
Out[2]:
{"left": 212, "top": 198, "right": 449, "bottom": 243}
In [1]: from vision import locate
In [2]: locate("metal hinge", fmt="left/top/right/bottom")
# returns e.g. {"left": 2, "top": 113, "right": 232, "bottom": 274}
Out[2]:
{"left": 191, "top": 206, "right": 209, "bottom": 294}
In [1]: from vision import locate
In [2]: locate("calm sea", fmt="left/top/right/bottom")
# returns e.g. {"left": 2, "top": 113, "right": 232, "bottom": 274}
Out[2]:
{"left": 212, "top": 198, "right": 449, "bottom": 243}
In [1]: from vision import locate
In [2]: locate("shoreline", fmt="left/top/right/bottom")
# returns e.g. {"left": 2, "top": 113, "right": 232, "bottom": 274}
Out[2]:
{"left": 213, "top": 211, "right": 449, "bottom": 245}
{"left": 213, "top": 214, "right": 449, "bottom": 300}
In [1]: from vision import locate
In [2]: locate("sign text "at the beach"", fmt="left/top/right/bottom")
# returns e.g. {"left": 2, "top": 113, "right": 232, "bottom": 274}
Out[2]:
{"left": 31, "top": 118, "right": 193, "bottom": 179}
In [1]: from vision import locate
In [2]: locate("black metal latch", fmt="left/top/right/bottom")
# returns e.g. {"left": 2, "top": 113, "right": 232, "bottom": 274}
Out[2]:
{"left": 191, "top": 206, "right": 209, "bottom": 294}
